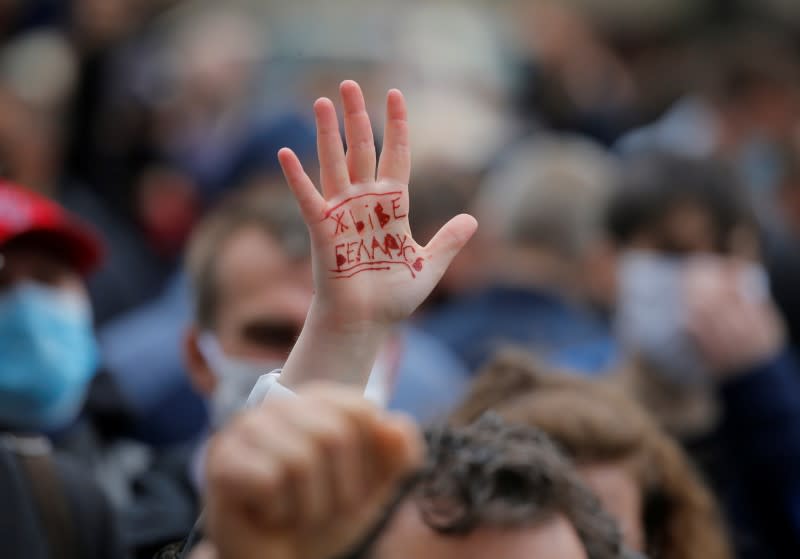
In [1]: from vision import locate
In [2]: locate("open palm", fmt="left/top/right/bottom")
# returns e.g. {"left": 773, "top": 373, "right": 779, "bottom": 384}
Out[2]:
{"left": 278, "top": 81, "right": 477, "bottom": 324}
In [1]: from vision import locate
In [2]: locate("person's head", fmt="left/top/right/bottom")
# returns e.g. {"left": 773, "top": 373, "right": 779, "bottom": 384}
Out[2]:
{"left": 450, "top": 352, "right": 732, "bottom": 559}
{"left": 700, "top": 29, "right": 800, "bottom": 149}
{"left": 474, "top": 135, "right": 618, "bottom": 303}
{"left": 166, "top": 4, "right": 266, "bottom": 112}
{"left": 606, "top": 153, "right": 757, "bottom": 259}
{"left": 184, "top": 184, "right": 311, "bottom": 427}
{"left": 0, "top": 181, "right": 103, "bottom": 431}
{"left": 606, "top": 153, "right": 764, "bottom": 403}
{"left": 408, "top": 164, "right": 483, "bottom": 307}
{"left": 356, "top": 414, "right": 627, "bottom": 559}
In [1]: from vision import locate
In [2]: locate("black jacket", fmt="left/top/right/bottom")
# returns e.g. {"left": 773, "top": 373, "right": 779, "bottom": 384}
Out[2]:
{"left": 0, "top": 437, "right": 126, "bottom": 559}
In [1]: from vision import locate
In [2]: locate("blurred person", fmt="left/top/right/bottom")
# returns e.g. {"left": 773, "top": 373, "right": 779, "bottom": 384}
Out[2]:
{"left": 509, "top": 0, "right": 640, "bottom": 145}
{"left": 71, "top": 0, "right": 148, "bottom": 52}
{"left": 186, "top": 80, "right": 475, "bottom": 424}
{"left": 0, "top": 29, "right": 78, "bottom": 122}
{"left": 60, "top": 0, "right": 189, "bottom": 323}
{"left": 194, "top": 387, "right": 628, "bottom": 559}
{"left": 109, "top": 185, "right": 310, "bottom": 558}
{"left": 0, "top": 181, "right": 126, "bottom": 558}
{"left": 617, "top": 29, "right": 800, "bottom": 215}
{"left": 767, "top": 145, "right": 800, "bottom": 348}
{"left": 420, "top": 134, "right": 620, "bottom": 374}
{"left": 0, "top": 21, "right": 165, "bottom": 324}
{"left": 407, "top": 165, "right": 484, "bottom": 309}
{"left": 124, "top": 81, "right": 475, "bottom": 556}
{"left": 0, "top": 87, "right": 60, "bottom": 195}
{"left": 391, "top": 3, "right": 514, "bottom": 174}
{"left": 168, "top": 80, "right": 636, "bottom": 558}
{"left": 607, "top": 152, "right": 800, "bottom": 557}
{"left": 0, "top": 28, "right": 77, "bottom": 191}
{"left": 151, "top": 2, "right": 316, "bottom": 201}
{"left": 450, "top": 351, "right": 732, "bottom": 559}
{"left": 607, "top": 153, "right": 763, "bottom": 433}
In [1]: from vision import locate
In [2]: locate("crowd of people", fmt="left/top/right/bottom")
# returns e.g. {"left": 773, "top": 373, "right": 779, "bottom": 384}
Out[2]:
{"left": 3, "top": 0, "right": 800, "bottom": 558}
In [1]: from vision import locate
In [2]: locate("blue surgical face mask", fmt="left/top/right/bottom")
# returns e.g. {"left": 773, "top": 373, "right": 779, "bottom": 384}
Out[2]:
{"left": 0, "top": 281, "right": 98, "bottom": 431}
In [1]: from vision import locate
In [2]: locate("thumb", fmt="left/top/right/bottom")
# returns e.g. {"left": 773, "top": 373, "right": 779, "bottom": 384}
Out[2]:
{"left": 423, "top": 213, "right": 478, "bottom": 281}
{"left": 372, "top": 414, "right": 425, "bottom": 478}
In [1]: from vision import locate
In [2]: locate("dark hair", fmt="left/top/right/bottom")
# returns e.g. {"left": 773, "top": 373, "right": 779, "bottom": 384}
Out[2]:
{"left": 185, "top": 183, "right": 309, "bottom": 329}
{"left": 344, "top": 414, "right": 626, "bottom": 559}
{"left": 605, "top": 153, "right": 755, "bottom": 254}
{"left": 701, "top": 29, "right": 800, "bottom": 105}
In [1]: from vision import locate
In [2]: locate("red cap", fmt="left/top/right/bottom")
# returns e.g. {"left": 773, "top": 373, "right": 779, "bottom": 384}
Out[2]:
{"left": 0, "top": 181, "right": 104, "bottom": 277}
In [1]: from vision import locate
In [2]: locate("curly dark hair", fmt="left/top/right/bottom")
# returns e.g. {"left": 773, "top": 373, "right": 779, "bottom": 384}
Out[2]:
{"left": 342, "top": 414, "right": 628, "bottom": 559}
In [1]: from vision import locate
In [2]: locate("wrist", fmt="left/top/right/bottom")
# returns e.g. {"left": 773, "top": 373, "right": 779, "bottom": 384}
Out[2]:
{"left": 279, "top": 299, "right": 392, "bottom": 391}
{"left": 306, "top": 295, "right": 393, "bottom": 337}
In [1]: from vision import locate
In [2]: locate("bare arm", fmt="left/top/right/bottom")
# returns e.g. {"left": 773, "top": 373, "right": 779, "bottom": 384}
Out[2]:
{"left": 276, "top": 81, "right": 477, "bottom": 391}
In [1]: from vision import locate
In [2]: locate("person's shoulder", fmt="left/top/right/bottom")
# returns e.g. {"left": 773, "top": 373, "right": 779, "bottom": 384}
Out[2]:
{"left": 52, "top": 451, "right": 128, "bottom": 558}
{"left": 52, "top": 452, "right": 105, "bottom": 503}
{"left": 418, "top": 289, "right": 500, "bottom": 330}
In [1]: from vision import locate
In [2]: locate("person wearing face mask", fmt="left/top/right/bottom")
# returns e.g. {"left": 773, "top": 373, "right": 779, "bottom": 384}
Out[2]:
{"left": 606, "top": 153, "right": 800, "bottom": 558}
{"left": 117, "top": 185, "right": 312, "bottom": 558}
{"left": 0, "top": 181, "right": 127, "bottom": 558}
{"left": 129, "top": 172, "right": 471, "bottom": 557}
{"left": 182, "top": 186, "right": 312, "bottom": 432}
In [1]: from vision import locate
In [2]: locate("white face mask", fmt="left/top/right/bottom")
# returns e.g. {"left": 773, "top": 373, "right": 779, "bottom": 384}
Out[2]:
{"left": 615, "top": 251, "right": 768, "bottom": 384}
{"left": 197, "top": 334, "right": 283, "bottom": 428}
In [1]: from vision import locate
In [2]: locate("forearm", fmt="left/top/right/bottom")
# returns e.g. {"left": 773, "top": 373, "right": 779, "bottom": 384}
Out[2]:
{"left": 279, "top": 298, "right": 391, "bottom": 391}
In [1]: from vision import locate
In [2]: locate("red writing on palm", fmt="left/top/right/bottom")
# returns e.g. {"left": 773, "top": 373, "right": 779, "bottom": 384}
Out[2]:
{"left": 327, "top": 192, "right": 424, "bottom": 278}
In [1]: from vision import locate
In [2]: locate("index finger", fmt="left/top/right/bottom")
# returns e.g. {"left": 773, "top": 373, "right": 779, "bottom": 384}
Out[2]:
{"left": 377, "top": 89, "right": 410, "bottom": 185}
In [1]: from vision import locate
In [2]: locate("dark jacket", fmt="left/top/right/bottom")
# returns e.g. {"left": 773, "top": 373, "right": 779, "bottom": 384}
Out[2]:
{"left": 419, "top": 285, "right": 619, "bottom": 374}
{"left": 0, "top": 437, "right": 126, "bottom": 559}
{"left": 716, "top": 350, "right": 800, "bottom": 558}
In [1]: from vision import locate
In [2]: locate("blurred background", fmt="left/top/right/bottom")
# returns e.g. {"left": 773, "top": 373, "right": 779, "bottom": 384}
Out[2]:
{"left": 4, "top": 0, "right": 800, "bottom": 556}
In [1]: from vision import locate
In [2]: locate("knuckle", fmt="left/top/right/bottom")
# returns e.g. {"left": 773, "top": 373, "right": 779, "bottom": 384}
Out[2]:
{"left": 351, "top": 137, "right": 376, "bottom": 152}
{"left": 314, "top": 416, "right": 351, "bottom": 451}
{"left": 284, "top": 441, "right": 318, "bottom": 478}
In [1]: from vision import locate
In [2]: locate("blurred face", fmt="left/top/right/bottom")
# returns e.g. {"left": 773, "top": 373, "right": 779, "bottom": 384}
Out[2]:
{"left": 625, "top": 202, "right": 759, "bottom": 260}
{"left": 373, "top": 502, "right": 587, "bottom": 559}
{"left": 213, "top": 226, "right": 312, "bottom": 363}
{"left": 578, "top": 463, "right": 644, "bottom": 553}
{"left": 186, "top": 225, "right": 312, "bottom": 426}
{"left": 0, "top": 235, "right": 84, "bottom": 295}
{"left": 0, "top": 236, "right": 97, "bottom": 431}
{"left": 625, "top": 203, "right": 716, "bottom": 256}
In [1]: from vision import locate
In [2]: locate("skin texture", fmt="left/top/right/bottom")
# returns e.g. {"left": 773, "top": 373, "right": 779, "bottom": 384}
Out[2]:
{"left": 184, "top": 226, "right": 312, "bottom": 395}
{"left": 204, "top": 384, "right": 423, "bottom": 559}
{"left": 684, "top": 257, "right": 784, "bottom": 377}
{"left": 373, "top": 502, "right": 588, "bottom": 559}
{"left": 578, "top": 463, "right": 644, "bottom": 553}
{"left": 198, "top": 81, "right": 479, "bottom": 559}
{"left": 276, "top": 80, "right": 477, "bottom": 390}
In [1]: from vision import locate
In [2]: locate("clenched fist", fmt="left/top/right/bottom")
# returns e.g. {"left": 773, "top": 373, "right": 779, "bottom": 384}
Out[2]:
{"left": 203, "top": 384, "right": 423, "bottom": 559}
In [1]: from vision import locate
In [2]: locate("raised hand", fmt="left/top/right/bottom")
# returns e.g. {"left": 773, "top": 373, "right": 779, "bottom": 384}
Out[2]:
{"left": 685, "top": 258, "right": 784, "bottom": 377}
{"left": 205, "top": 384, "right": 422, "bottom": 559}
{"left": 278, "top": 80, "right": 477, "bottom": 324}
{"left": 276, "top": 81, "right": 477, "bottom": 389}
